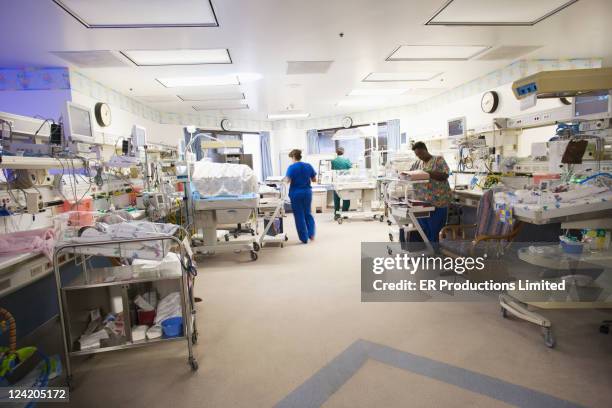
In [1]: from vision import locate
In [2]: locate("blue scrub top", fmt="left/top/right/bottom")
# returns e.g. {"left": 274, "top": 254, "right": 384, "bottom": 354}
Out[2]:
{"left": 286, "top": 161, "right": 316, "bottom": 195}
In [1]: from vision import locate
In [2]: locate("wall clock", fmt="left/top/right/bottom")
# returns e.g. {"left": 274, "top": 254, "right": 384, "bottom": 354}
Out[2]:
{"left": 220, "top": 119, "right": 232, "bottom": 131}
{"left": 481, "top": 91, "right": 499, "bottom": 114}
{"left": 341, "top": 116, "right": 353, "bottom": 128}
{"left": 94, "top": 102, "right": 112, "bottom": 127}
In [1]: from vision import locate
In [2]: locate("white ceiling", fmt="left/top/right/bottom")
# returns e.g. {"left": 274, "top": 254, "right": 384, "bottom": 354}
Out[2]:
{"left": 1, "top": 0, "right": 611, "bottom": 120}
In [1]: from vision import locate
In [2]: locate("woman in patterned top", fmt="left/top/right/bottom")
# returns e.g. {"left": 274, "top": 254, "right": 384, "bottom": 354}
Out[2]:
{"left": 410, "top": 141, "right": 452, "bottom": 243}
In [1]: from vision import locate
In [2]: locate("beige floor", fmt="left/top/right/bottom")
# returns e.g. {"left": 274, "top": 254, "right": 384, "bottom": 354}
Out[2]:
{"left": 67, "top": 213, "right": 612, "bottom": 408}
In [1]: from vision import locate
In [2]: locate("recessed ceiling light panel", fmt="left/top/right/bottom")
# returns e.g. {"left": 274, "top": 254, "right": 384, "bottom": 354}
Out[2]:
{"left": 157, "top": 75, "right": 240, "bottom": 88}
{"left": 50, "top": 50, "right": 129, "bottom": 67}
{"left": 53, "top": 0, "right": 219, "bottom": 28}
{"left": 426, "top": 0, "right": 578, "bottom": 26}
{"left": 336, "top": 98, "right": 387, "bottom": 107}
{"left": 348, "top": 89, "right": 407, "bottom": 96}
{"left": 193, "top": 102, "right": 249, "bottom": 111}
{"left": 267, "top": 113, "right": 310, "bottom": 120}
{"left": 387, "top": 45, "right": 490, "bottom": 61}
{"left": 178, "top": 92, "right": 245, "bottom": 101}
{"left": 363, "top": 72, "right": 442, "bottom": 82}
{"left": 121, "top": 49, "right": 231, "bottom": 66}
{"left": 136, "top": 95, "right": 181, "bottom": 103}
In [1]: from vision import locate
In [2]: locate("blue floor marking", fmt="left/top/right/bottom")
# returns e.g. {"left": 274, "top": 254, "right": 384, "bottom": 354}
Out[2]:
{"left": 274, "top": 339, "right": 584, "bottom": 408}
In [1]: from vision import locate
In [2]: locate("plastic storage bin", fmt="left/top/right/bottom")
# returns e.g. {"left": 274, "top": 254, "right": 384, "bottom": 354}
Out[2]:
{"left": 559, "top": 236, "right": 584, "bottom": 254}
{"left": 161, "top": 317, "right": 183, "bottom": 338}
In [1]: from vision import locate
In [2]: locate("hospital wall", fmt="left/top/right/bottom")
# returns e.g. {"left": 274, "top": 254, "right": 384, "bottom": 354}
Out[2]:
{"left": 0, "top": 89, "right": 72, "bottom": 120}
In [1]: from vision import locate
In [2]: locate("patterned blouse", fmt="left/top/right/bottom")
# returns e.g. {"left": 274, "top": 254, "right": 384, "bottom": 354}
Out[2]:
{"left": 411, "top": 155, "right": 452, "bottom": 208}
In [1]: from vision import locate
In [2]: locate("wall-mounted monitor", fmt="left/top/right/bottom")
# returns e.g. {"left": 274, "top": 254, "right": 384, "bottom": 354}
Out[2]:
{"left": 65, "top": 101, "right": 94, "bottom": 143}
{"left": 573, "top": 91, "right": 612, "bottom": 119}
{"left": 447, "top": 117, "right": 466, "bottom": 138}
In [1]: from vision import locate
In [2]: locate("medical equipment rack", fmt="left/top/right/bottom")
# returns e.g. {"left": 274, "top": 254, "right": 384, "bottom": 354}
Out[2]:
{"left": 257, "top": 182, "right": 289, "bottom": 248}
{"left": 52, "top": 235, "right": 198, "bottom": 389}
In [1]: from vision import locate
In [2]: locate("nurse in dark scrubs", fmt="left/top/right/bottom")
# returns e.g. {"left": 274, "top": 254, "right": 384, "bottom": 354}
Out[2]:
{"left": 285, "top": 149, "right": 317, "bottom": 243}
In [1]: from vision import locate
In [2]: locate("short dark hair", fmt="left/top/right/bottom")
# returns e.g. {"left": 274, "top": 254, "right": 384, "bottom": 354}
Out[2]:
{"left": 288, "top": 149, "right": 302, "bottom": 161}
{"left": 411, "top": 141, "right": 428, "bottom": 151}
{"left": 336, "top": 147, "right": 345, "bottom": 155}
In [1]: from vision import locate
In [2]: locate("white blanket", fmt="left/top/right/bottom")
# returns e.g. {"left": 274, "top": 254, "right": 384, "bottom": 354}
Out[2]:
{"left": 192, "top": 161, "right": 257, "bottom": 197}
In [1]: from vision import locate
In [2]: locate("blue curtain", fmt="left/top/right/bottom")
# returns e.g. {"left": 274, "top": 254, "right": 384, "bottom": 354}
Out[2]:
{"left": 260, "top": 131, "right": 273, "bottom": 180}
{"left": 306, "top": 129, "right": 319, "bottom": 154}
{"left": 184, "top": 128, "right": 203, "bottom": 161}
{"left": 387, "top": 119, "right": 400, "bottom": 151}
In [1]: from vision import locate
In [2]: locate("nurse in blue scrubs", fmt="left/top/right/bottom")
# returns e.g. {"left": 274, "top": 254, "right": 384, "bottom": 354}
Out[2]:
{"left": 285, "top": 149, "right": 317, "bottom": 243}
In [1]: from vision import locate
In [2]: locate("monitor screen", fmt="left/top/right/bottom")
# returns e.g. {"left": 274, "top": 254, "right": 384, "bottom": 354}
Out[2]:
{"left": 68, "top": 103, "right": 93, "bottom": 138}
{"left": 574, "top": 93, "right": 610, "bottom": 117}
{"left": 448, "top": 118, "right": 465, "bottom": 138}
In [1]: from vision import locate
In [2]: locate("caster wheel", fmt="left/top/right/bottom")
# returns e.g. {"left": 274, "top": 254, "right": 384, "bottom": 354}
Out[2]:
{"left": 387, "top": 220, "right": 392, "bottom": 226}
{"left": 501, "top": 307, "right": 507, "bottom": 318}
{"left": 224, "top": 235, "right": 229, "bottom": 242}
{"left": 388, "top": 233, "right": 394, "bottom": 242}
{"left": 387, "top": 248, "right": 393, "bottom": 255}
{"left": 189, "top": 358, "right": 199, "bottom": 371}
{"left": 250, "top": 251, "right": 258, "bottom": 261}
{"left": 234, "top": 234, "right": 238, "bottom": 239}
{"left": 284, "top": 235, "right": 288, "bottom": 241}
{"left": 379, "top": 216, "right": 384, "bottom": 222}
{"left": 542, "top": 328, "right": 555, "bottom": 348}
{"left": 66, "top": 376, "right": 74, "bottom": 391}
{"left": 192, "top": 331, "right": 198, "bottom": 344}
{"left": 337, "top": 218, "right": 343, "bottom": 224}
{"left": 373, "top": 215, "right": 378, "bottom": 220}
{"left": 253, "top": 242, "right": 260, "bottom": 252}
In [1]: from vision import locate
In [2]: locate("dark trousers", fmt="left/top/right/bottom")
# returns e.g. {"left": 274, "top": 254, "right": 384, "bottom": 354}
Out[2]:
{"left": 290, "top": 190, "right": 316, "bottom": 243}
{"left": 333, "top": 191, "right": 350, "bottom": 215}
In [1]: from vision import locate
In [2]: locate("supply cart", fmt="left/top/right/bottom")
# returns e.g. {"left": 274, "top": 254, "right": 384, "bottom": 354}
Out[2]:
{"left": 257, "top": 182, "right": 289, "bottom": 248}
{"left": 52, "top": 234, "right": 198, "bottom": 389}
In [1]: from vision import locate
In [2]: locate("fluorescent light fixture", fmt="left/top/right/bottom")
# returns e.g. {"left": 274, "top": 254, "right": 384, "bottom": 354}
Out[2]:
{"left": 121, "top": 49, "right": 231, "bottom": 66}
{"left": 53, "top": 0, "right": 219, "bottom": 28}
{"left": 267, "top": 113, "right": 310, "bottom": 120}
{"left": 136, "top": 95, "right": 181, "bottom": 103}
{"left": 157, "top": 75, "right": 240, "bottom": 87}
{"left": 178, "top": 92, "right": 245, "bottom": 101}
{"left": 387, "top": 45, "right": 490, "bottom": 61}
{"left": 426, "top": 0, "right": 578, "bottom": 26}
{"left": 336, "top": 98, "right": 386, "bottom": 107}
{"left": 348, "top": 89, "right": 407, "bottom": 96}
{"left": 363, "top": 72, "right": 442, "bottom": 82}
{"left": 193, "top": 102, "right": 249, "bottom": 111}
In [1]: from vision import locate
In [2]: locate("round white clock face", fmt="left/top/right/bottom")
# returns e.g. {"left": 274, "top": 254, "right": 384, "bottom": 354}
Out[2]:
{"left": 95, "top": 102, "right": 112, "bottom": 127}
{"left": 221, "top": 119, "right": 232, "bottom": 131}
{"left": 481, "top": 91, "right": 499, "bottom": 113}
{"left": 341, "top": 116, "right": 353, "bottom": 128}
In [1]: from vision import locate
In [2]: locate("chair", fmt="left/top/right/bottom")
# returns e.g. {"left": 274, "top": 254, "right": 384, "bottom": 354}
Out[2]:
{"left": 439, "top": 188, "right": 523, "bottom": 257}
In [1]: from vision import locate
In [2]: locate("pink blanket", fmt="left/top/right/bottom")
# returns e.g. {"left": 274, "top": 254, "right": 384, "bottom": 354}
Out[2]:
{"left": 0, "top": 228, "right": 56, "bottom": 260}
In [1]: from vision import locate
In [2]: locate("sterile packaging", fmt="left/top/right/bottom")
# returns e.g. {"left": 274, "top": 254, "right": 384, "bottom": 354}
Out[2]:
{"left": 131, "top": 325, "right": 148, "bottom": 342}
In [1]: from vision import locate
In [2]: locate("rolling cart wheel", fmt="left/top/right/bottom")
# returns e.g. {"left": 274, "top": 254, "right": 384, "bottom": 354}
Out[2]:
{"left": 253, "top": 242, "right": 260, "bottom": 252}
{"left": 388, "top": 233, "right": 394, "bottom": 242}
{"left": 234, "top": 233, "right": 238, "bottom": 239}
{"left": 250, "top": 229, "right": 255, "bottom": 236}
{"left": 542, "top": 328, "right": 555, "bottom": 348}
{"left": 500, "top": 307, "right": 508, "bottom": 318}
{"left": 387, "top": 220, "right": 392, "bottom": 226}
{"left": 192, "top": 331, "right": 198, "bottom": 344}
{"left": 379, "top": 216, "right": 384, "bottom": 222}
{"left": 224, "top": 235, "right": 230, "bottom": 242}
{"left": 373, "top": 215, "right": 378, "bottom": 220}
{"left": 337, "top": 218, "right": 343, "bottom": 225}
{"left": 189, "top": 358, "right": 199, "bottom": 371}
{"left": 284, "top": 235, "right": 288, "bottom": 241}
{"left": 387, "top": 247, "right": 393, "bottom": 255}
{"left": 250, "top": 251, "right": 258, "bottom": 261}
